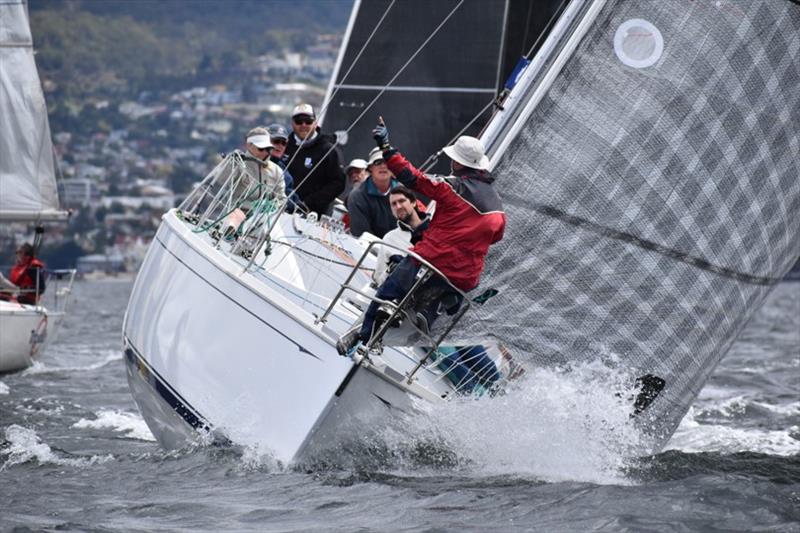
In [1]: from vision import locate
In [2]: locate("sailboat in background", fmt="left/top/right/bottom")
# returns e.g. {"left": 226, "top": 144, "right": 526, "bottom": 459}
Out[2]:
{"left": 123, "top": 0, "right": 800, "bottom": 462}
{"left": 0, "top": 0, "right": 76, "bottom": 372}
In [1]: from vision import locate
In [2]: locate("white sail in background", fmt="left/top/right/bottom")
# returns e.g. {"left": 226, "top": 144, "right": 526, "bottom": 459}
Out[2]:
{"left": 0, "top": 0, "right": 64, "bottom": 221}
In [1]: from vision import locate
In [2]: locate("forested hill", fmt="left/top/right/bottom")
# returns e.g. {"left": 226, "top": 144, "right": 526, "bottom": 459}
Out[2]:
{"left": 28, "top": 0, "right": 351, "bottom": 98}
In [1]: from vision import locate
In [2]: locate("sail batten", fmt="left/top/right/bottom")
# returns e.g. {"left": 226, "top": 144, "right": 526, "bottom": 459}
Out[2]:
{"left": 0, "top": 0, "right": 63, "bottom": 220}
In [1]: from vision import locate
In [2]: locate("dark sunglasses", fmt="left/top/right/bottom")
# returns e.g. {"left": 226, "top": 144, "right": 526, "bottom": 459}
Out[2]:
{"left": 271, "top": 138, "right": 287, "bottom": 145}
{"left": 369, "top": 159, "right": 385, "bottom": 166}
{"left": 293, "top": 117, "right": 314, "bottom": 125}
{"left": 255, "top": 146, "right": 271, "bottom": 152}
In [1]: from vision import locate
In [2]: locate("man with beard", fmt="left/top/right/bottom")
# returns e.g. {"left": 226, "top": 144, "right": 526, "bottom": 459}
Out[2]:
{"left": 372, "top": 185, "right": 430, "bottom": 285}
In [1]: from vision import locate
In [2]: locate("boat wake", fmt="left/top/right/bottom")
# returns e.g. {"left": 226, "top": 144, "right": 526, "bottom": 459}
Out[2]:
{"left": 0, "top": 425, "right": 113, "bottom": 470}
{"left": 665, "top": 406, "right": 800, "bottom": 456}
{"left": 72, "top": 409, "right": 156, "bottom": 442}
{"left": 21, "top": 350, "right": 122, "bottom": 375}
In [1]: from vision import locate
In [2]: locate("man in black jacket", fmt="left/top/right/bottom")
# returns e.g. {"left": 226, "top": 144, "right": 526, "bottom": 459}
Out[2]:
{"left": 285, "top": 104, "right": 345, "bottom": 216}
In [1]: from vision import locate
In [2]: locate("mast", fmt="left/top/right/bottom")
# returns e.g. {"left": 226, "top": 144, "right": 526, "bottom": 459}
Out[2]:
{"left": 481, "top": 0, "right": 602, "bottom": 164}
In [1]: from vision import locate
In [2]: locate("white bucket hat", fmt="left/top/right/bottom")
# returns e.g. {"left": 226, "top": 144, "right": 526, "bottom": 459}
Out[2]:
{"left": 367, "top": 147, "right": 385, "bottom": 166}
{"left": 442, "top": 136, "right": 490, "bottom": 170}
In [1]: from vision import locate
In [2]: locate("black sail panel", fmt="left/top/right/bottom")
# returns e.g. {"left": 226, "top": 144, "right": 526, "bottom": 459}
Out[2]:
{"left": 323, "top": 0, "right": 507, "bottom": 171}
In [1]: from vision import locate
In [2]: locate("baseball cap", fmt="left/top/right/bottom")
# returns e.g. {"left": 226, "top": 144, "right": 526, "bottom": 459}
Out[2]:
{"left": 291, "top": 103, "right": 315, "bottom": 118}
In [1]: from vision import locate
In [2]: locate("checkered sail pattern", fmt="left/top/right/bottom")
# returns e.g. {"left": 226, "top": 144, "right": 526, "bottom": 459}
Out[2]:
{"left": 447, "top": 0, "right": 800, "bottom": 450}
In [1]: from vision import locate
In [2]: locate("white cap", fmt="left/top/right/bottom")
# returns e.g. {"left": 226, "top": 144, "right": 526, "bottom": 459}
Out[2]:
{"left": 246, "top": 127, "right": 273, "bottom": 149}
{"left": 292, "top": 103, "right": 315, "bottom": 118}
{"left": 247, "top": 134, "right": 273, "bottom": 149}
{"left": 346, "top": 158, "right": 368, "bottom": 171}
{"left": 367, "top": 147, "right": 384, "bottom": 166}
{"left": 442, "top": 136, "right": 490, "bottom": 170}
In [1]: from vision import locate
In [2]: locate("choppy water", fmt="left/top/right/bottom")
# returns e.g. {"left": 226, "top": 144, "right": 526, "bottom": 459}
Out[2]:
{"left": 1, "top": 279, "right": 798, "bottom": 532}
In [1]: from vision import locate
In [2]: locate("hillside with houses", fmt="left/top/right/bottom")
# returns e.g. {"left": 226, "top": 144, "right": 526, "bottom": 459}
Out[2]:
{"left": 1, "top": 0, "right": 350, "bottom": 275}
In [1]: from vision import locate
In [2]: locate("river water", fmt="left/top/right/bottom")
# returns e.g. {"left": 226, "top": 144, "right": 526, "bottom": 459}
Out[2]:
{"left": 1, "top": 279, "right": 798, "bottom": 532}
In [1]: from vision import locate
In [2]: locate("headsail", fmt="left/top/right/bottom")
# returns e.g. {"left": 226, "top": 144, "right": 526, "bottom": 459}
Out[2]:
{"left": 449, "top": 0, "right": 800, "bottom": 450}
{"left": 0, "top": 0, "right": 65, "bottom": 221}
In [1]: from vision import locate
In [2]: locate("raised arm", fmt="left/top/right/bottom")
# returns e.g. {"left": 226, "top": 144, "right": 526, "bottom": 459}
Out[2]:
{"left": 372, "top": 122, "right": 454, "bottom": 203}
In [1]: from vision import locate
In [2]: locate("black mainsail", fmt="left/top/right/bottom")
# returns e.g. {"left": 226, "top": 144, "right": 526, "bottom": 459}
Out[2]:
{"left": 322, "top": 0, "right": 565, "bottom": 173}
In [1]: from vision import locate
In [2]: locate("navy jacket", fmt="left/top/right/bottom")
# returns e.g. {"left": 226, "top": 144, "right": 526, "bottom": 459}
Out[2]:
{"left": 285, "top": 131, "right": 345, "bottom": 215}
{"left": 346, "top": 176, "right": 399, "bottom": 238}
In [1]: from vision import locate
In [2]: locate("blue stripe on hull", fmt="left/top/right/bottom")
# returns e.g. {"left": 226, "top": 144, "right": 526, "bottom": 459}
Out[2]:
{"left": 124, "top": 339, "right": 210, "bottom": 432}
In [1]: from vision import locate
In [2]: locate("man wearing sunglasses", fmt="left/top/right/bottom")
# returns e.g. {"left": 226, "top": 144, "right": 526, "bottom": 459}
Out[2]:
{"left": 267, "top": 123, "right": 301, "bottom": 212}
{"left": 285, "top": 104, "right": 345, "bottom": 216}
{"left": 243, "top": 126, "right": 286, "bottom": 205}
{"left": 221, "top": 127, "right": 287, "bottom": 238}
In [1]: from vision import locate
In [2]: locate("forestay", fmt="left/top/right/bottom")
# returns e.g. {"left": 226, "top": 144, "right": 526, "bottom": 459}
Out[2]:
{"left": 0, "top": 0, "right": 62, "bottom": 221}
{"left": 448, "top": 0, "right": 800, "bottom": 450}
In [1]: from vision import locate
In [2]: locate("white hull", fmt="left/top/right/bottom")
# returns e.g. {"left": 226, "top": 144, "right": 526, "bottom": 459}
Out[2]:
{"left": 0, "top": 300, "right": 48, "bottom": 373}
{"left": 124, "top": 211, "right": 453, "bottom": 463}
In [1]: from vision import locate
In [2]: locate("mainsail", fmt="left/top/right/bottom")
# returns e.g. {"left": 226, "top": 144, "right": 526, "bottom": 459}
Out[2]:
{"left": 322, "top": 0, "right": 565, "bottom": 173}
{"left": 449, "top": 0, "right": 800, "bottom": 450}
{"left": 0, "top": 0, "right": 64, "bottom": 221}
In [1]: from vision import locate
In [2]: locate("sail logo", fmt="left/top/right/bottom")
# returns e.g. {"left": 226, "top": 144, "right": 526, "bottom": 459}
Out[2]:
{"left": 304, "top": 157, "right": 313, "bottom": 169}
{"left": 613, "top": 19, "right": 664, "bottom": 69}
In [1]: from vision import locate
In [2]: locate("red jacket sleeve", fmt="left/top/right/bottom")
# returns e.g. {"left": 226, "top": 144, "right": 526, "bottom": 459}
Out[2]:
{"left": 385, "top": 152, "right": 456, "bottom": 203}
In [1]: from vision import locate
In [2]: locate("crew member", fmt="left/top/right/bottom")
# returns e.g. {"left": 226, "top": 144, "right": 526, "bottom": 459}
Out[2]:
{"left": 347, "top": 147, "right": 399, "bottom": 238}
{"left": 0, "top": 243, "right": 46, "bottom": 305}
{"left": 285, "top": 104, "right": 345, "bottom": 216}
{"left": 337, "top": 122, "right": 505, "bottom": 355}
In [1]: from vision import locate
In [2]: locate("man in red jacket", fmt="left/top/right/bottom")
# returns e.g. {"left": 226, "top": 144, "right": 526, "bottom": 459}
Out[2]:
{"left": 0, "top": 243, "right": 46, "bottom": 305}
{"left": 337, "top": 122, "right": 505, "bottom": 356}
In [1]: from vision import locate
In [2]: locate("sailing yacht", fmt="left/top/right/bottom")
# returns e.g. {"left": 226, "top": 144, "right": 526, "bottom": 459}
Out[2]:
{"left": 123, "top": 0, "right": 800, "bottom": 461}
{"left": 0, "top": 0, "right": 76, "bottom": 372}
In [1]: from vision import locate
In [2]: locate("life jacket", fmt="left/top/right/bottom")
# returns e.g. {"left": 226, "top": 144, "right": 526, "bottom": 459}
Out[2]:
{"left": 10, "top": 257, "right": 46, "bottom": 305}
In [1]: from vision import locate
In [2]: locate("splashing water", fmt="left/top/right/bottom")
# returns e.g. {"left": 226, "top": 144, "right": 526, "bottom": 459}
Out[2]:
{"left": 396, "top": 359, "right": 648, "bottom": 484}
{"left": 0, "top": 381, "right": 9, "bottom": 395}
{"left": 1, "top": 425, "right": 113, "bottom": 470}
{"left": 72, "top": 409, "right": 156, "bottom": 442}
{"left": 665, "top": 407, "right": 800, "bottom": 456}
